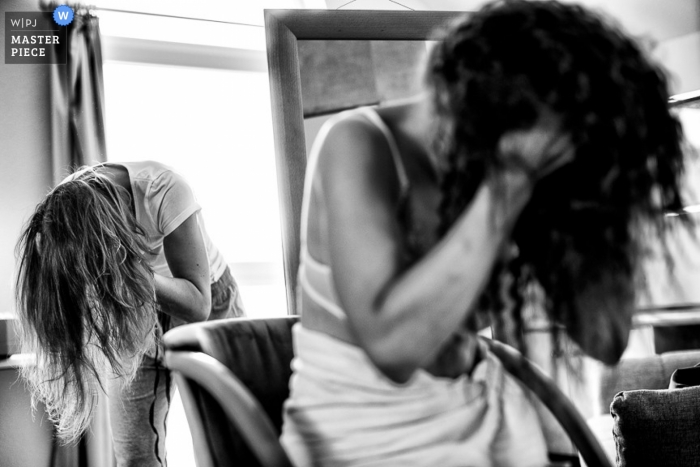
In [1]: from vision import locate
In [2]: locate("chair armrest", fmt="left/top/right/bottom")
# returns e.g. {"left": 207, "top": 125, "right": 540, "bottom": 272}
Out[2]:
{"left": 484, "top": 338, "right": 613, "bottom": 467}
{"left": 165, "top": 350, "right": 293, "bottom": 467}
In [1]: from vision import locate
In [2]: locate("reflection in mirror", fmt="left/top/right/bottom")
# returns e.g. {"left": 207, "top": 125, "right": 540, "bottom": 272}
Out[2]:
{"left": 265, "top": 10, "right": 700, "bottom": 325}
{"left": 299, "top": 40, "right": 429, "bottom": 158}
{"left": 264, "top": 9, "right": 460, "bottom": 313}
{"left": 265, "top": 9, "right": 700, "bottom": 466}
{"left": 299, "top": 40, "right": 427, "bottom": 117}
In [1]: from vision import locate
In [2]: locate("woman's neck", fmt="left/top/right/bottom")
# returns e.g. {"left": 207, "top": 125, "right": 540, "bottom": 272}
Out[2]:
{"left": 393, "top": 95, "right": 441, "bottom": 181}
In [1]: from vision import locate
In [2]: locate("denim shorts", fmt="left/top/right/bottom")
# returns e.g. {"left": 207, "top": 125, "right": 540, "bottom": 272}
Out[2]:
{"left": 209, "top": 266, "right": 246, "bottom": 320}
{"left": 157, "top": 266, "right": 246, "bottom": 340}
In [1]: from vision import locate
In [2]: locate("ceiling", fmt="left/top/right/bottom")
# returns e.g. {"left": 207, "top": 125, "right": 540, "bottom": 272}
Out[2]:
{"left": 88, "top": 0, "right": 700, "bottom": 43}
{"left": 325, "top": 0, "right": 700, "bottom": 43}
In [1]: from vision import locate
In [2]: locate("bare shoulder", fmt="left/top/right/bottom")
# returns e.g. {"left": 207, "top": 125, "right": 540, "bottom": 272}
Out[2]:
{"left": 315, "top": 110, "right": 400, "bottom": 196}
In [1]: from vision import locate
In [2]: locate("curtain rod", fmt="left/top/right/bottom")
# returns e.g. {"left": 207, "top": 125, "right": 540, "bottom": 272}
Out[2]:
{"left": 38, "top": 0, "right": 265, "bottom": 28}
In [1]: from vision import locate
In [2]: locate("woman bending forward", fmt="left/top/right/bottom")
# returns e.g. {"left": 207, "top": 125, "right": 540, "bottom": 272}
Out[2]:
{"left": 16, "top": 160, "right": 246, "bottom": 466}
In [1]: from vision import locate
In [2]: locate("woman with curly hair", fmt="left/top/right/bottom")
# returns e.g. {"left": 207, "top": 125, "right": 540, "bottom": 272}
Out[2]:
{"left": 279, "top": 1, "right": 689, "bottom": 465}
{"left": 15, "top": 161, "right": 245, "bottom": 466}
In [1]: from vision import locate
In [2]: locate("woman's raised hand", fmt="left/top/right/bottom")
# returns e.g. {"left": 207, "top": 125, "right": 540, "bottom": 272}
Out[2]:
{"left": 497, "top": 109, "right": 575, "bottom": 182}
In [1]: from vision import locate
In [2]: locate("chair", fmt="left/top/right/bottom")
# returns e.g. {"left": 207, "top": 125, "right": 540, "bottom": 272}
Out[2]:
{"left": 163, "top": 316, "right": 298, "bottom": 467}
{"left": 585, "top": 350, "right": 700, "bottom": 467}
{"left": 611, "top": 384, "right": 700, "bottom": 467}
{"left": 164, "top": 316, "right": 610, "bottom": 467}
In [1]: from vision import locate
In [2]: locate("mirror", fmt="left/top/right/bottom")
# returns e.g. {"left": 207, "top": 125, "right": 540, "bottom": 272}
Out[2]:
{"left": 264, "top": 9, "right": 463, "bottom": 314}
{"left": 300, "top": 39, "right": 429, "bottom": 161}
{"left": 264, "top": 10, "right": 700, "bottom": 320}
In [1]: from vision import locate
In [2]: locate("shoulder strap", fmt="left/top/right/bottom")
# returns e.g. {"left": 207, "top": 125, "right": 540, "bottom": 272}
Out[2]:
{"left": 355, "top": 107, "right": 410, "bottom": 196}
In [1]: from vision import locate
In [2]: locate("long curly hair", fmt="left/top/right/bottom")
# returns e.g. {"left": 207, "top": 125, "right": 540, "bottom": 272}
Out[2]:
{"left": 427, "top": 0, "right": 691, "bottom": 363}
{"left": 15, "top": 167, "right": 158, "bottom": 443}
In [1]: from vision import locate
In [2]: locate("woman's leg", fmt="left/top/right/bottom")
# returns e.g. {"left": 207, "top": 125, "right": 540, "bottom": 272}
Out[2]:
{"left": 108, "top": 354, "right": 175, "bottom": 467}
{"left": 107, "top": 267, "right": 242, "bottom": 466}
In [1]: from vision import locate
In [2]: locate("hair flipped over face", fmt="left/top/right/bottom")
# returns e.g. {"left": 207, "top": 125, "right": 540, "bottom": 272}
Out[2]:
{"left": 15, "top": 168, "right": 157, "bottom": 443}
{"left": 427, "top": 0, "right": 690, "bottom": 363}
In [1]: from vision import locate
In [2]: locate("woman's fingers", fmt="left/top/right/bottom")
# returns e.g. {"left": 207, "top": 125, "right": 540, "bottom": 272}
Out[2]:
{"left": 537, "top": 132, "right": 575, "bottom": 177}
{"left": 537, "top": 142, "right": 575, "bottom": 179}
{"left": 497, "top": 127, "right": 575, "bottom": 181}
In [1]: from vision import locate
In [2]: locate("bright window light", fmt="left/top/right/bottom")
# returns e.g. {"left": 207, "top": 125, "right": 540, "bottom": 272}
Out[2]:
{"left": 103, "top": 61, "right": 288, "bottom": 319}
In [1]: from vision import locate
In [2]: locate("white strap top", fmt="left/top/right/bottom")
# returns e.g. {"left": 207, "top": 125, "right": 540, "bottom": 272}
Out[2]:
{"left": 298, "top": 107, "right": 409, "bottom": 318}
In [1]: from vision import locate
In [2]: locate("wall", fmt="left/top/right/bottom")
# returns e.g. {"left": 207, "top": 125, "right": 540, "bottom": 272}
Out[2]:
{"left": 299, "top": 40, "right": 427, "bottom": 117}
{"left": 324, "top": 0, "right": 700, "bottom": 95}
{"left": 655, "top": 31, "right": 700, "bottom": 95}
{"left": 0, "top": 0, "right": 54, "bottom": 319}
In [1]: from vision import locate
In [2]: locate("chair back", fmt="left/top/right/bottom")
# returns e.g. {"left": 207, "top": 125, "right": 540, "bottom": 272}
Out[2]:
{"left": 164, "top": 316, "right": 298, "bottom": 467}
{"left": 596, "top": 350, "right": 700, "bottom": 415}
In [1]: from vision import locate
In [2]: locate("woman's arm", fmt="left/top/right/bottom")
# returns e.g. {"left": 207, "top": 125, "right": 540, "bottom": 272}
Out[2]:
{"left": 320, "top": 114, "right": 570, "bottom": 382}
{"left": 154, "top": 213, "right": 212, "bottom": 323}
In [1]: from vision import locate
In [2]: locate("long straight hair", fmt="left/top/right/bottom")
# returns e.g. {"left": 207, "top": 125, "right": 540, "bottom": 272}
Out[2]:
{"left": 15, "top": 168, "right": 158, "bottom": 443}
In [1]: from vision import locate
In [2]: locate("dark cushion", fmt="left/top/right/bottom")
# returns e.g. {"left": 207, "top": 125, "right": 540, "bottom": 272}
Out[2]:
{"left": 192, "top": 316, "right": 298, "bottom": 432}
{"left": 670, "top": 365, "right": 700, "bottom": 389}
{"left": 597, "top": 350, "right": 700, "bottom": 415}
{"left": 611, "top": 385, "right": 700, "bottom": 467}
{"left": 169, "top": 316, "right": 298, "bottom": 467}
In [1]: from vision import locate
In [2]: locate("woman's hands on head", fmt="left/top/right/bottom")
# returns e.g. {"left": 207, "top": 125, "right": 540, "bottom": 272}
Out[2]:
{"left": 313, "top": 110, "right": 548, "bottom": 383}
{"left": 497, "top": 109, "right": 575, "bottom": 183}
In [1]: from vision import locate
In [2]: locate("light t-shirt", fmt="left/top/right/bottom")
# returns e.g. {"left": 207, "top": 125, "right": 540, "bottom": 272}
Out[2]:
{"left": 62, "top": 160, "right": 227, "bottom": 284}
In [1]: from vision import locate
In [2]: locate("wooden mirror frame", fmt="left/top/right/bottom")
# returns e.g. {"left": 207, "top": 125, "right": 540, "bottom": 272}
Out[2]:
{"left": 264, "top": 9, "right": 463, "bottom": 314}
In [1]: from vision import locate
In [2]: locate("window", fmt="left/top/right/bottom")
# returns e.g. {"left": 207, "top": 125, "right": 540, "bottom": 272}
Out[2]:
{"left": 103, "top": 62, "right": 287, "bottom": 319}
{"left": 97, "top": 5, "right": 313, "bottom": 462}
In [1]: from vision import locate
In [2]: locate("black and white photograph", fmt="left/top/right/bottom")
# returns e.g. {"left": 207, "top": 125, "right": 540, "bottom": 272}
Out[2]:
{"left": 1, "top": 1, "right": 700, "bottom": 466}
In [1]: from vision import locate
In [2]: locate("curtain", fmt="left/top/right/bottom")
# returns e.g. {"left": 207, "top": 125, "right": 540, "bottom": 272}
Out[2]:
{"left": 48, "top": 10, "right": 114, "bottom": 467}
{"left": 50, "top": 11, "right": 107, "bottom": 185}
